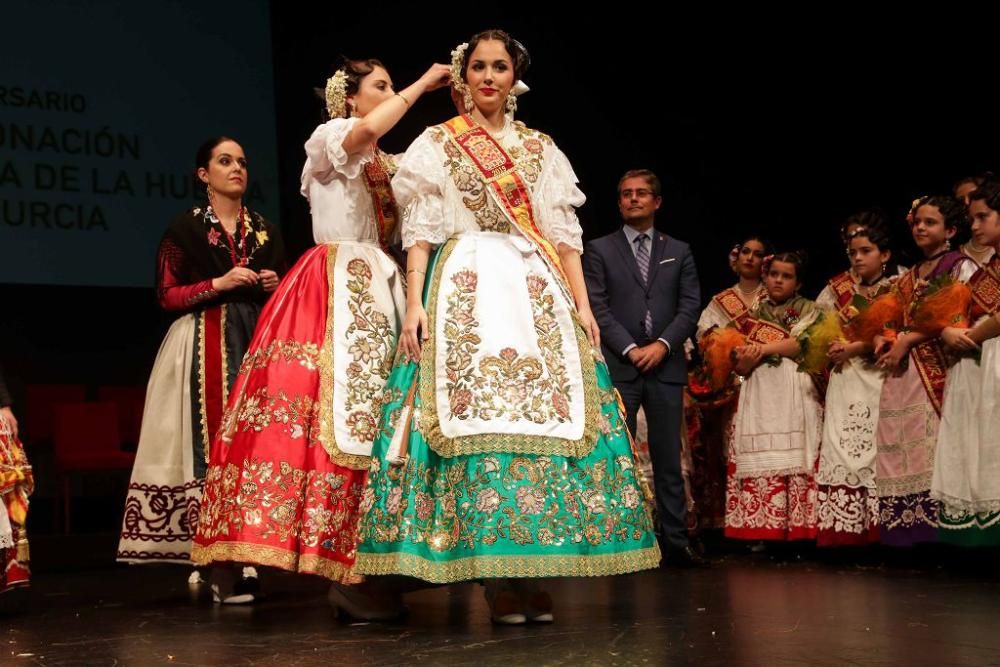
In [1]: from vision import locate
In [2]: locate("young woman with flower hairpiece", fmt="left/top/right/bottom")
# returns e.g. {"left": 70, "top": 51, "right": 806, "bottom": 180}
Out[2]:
{"left": 191, "top": 57, "right": 450, "bottom": 610}
{"left": 813, "top": 212, "right": 898, "bottom": 546}
{"left": 352, "top": 30, "right": 659, "bottom": 625}
{"left": 686, "top": 236, "right": 770, "bottom": 535}
{"left": 118, "top": 138, "right": 285, "bottom": 582}
{"left": 870, "top": 195, "right": 976, "bottom": 547}
{"left": 725, "top": 251, "right": 824, "bottom": 543}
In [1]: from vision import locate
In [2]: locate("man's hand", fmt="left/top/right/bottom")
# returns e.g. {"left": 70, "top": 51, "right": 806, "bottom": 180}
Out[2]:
{"left": 627, "top": 340, "right": 669, "bottom": 373}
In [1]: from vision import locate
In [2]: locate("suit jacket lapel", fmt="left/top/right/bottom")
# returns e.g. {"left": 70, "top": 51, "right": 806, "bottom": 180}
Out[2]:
{"left": 614, "top": 229, "right": 647, "bottom": 290}
{"left": 645, "top": 231, "right": 668, "bottom": 292}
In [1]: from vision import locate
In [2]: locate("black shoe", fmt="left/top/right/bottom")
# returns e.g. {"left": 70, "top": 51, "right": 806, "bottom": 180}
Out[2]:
{"left": 210, "top": 566, "right": 259, "bottom": 605}
{"left": 663, "top": 545, "right": 709, "bottom": 568}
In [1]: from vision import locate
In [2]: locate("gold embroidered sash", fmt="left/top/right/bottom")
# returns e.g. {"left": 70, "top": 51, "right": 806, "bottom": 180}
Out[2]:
{"left": 745, "top": 318, "right": 790, "bottom": 345}
{"left": 828, "top": 271, "right": 856, "bottom": 311}
{"left": 441, "top": 115, "right": 572, "bottom": 300}
{"left": 361, "top": 149, "right": 399, "bottom": 254}
{"left": 969, "top": 258, "right": 1000, "bottom": 315}
{"left": 897, "top": 268, "right": 947, "bottom": 415}
{"left": 713, "top": 288, "right": 755, "bottom": 334}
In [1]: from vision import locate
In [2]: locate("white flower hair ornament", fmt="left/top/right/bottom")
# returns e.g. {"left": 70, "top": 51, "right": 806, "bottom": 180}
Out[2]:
{"left": 450, "top": 41, "right": 530, "bottom": 116}
{"left": 325, "top": 69, "right": 349, "bottom": 119}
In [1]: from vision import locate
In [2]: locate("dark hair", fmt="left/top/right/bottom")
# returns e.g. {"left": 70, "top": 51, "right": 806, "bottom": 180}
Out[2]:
{"left": 728, "top": 235, "right": 773, "bottom": 275}
{"left": 461, "top": 29, "right": 530, "bottom": 82}
{"left": 909, "top": 194, "right": 967, "bottom": 231}
{"left": 318, "top": 56, "right": 386, "bottom": 120}
{"left": 617, "top": 169, "right": 662, "bottom": 197}
{"left": 843, "top": 209, "right": 896, "bottom": 275}
{"left": 734, "top": 234, "right": 773, "bottom": 256}
{"left": 841, "top": 209, "right": 891, "bottom": 249}
{"left": 766, "top": 251, "right": 807, "bottom": 283}
{"left": 969, "top": 180, "right": 1000, "bottom": 212}
{"left": 193, "top": 136, "right": 237, "bottom": 193}
{"left": 953, "top": 175, "right": 985, "bottom": 198}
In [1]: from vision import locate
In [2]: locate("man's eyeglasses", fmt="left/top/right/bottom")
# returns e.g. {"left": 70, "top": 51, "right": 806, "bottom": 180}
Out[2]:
{"left": 620, "top": 189, "right": 655, "bottom": 199}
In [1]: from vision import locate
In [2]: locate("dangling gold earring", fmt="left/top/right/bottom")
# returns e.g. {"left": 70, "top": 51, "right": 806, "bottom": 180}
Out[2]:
{"left": 462, "top": 88, "right": 474, "bottom": 113}
{"left": 349, "top": 102, "right": 359, "bottom": 118}
{"left": 945, "top": 239, "right": 952, "bottom": 250}
{"left": 505, "top": 92, "right": 517, "bottom": 116}
{"left": 206, "top": 183, "right": 215, "bottom": 206}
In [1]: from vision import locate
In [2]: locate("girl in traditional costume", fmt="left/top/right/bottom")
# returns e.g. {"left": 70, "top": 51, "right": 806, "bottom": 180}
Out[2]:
{"left": 872, "top": 195, "right": 975, "bottom": 546}
{"left": 726, "top": 252, "right": 824, "bottom": 542}
{"left": 933, "top": 182, "right": 1000, "bottom": 545}
{"left": 954, "top": 175, "right": 995, "bottom": 266}
{"left": 192, "top": 59, "right": 450, "bottom": 611}
{"left": 814, "top": 212, "right": 897, "bottom": 546}
{"left": 0, "top": 363, "right": 31, "bottom": 594}
{"left": 354, "top": 30, "right": 659, "bottom": 624}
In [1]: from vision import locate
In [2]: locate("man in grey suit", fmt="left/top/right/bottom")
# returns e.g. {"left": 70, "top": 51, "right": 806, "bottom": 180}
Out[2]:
{"left": 583, "top": 169, "right": 703, "bottom": 566}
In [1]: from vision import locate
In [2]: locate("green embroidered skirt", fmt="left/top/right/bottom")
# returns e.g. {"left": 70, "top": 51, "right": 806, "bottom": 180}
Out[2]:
{"left": 354, "top": 240, "right": 660, "bottom": 582}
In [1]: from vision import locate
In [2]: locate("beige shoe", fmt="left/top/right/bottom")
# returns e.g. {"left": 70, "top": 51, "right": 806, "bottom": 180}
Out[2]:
{"left": 524, "top": 591, "right": 554, "bottom": 623}
{"left": 484, "top": 580, "right": 527, "bottom": 625}
{"left": 511, "top": 579, "right": 554, "bottom": 623}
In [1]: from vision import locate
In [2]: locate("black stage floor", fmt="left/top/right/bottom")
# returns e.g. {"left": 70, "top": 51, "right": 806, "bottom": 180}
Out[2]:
{"left": 2, "top": 545, "right": 999, "bottom": 666}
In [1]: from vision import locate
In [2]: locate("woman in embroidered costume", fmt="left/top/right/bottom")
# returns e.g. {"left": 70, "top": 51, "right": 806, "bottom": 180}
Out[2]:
{"left": 353, "top": 30, "right": 659, "bottom": 623}
{"left": 872, "top": 195, "right": 976, "bottom": 546}
{"left": 0, "top": 362, "right": 31, "bottom": 593}
{"left": 117, "top": 138, "right": 286, "bottom": 576}
{"left": 191, "top": 59, "right": 451, "bottom": 606}
{"left": 726, "top": 252, "right": 823, "bottom": 542}
{"left": 814, "top": 212, "right": 897, "bottom": 546}
{"left": 687, "top": 236, "right": 769, "bottom": 535}
{"left": 933, "top": 182, "right": 1000, "bottom": 545}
